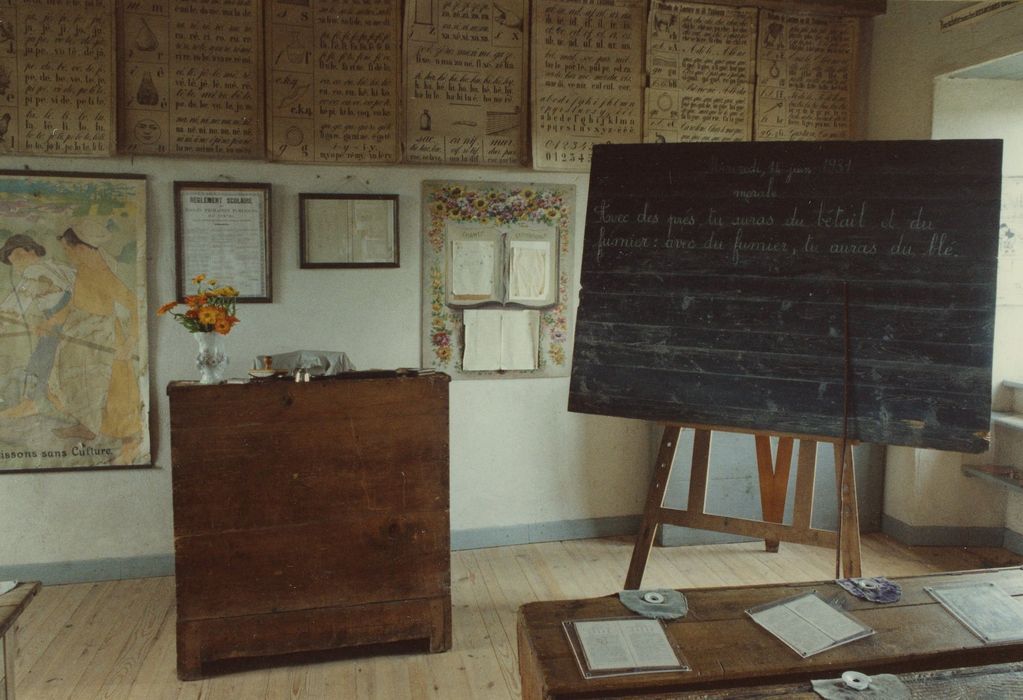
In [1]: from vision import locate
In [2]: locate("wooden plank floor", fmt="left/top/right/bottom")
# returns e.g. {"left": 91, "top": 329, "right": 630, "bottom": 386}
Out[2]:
{"left": 13, "top": 534, "right": 1023, "bottom": 700}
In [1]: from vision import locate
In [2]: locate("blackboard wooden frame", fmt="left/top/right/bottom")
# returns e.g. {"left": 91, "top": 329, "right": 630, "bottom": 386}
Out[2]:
{"left": 569, "top": 140, "right": 1002, "bottom": 453}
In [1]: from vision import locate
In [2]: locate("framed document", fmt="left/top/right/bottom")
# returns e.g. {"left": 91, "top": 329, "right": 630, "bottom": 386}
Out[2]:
{"left": 562, "top": 617, "right": 689, "bottom": 679}
{"left": 174, "top": 182, "right": 272, "bottom": 302}
{"left": 926, "top": 581, "right": 1023, "bottom": 644}
{"left": 299, "top": 194, "right": 399, "bottom": 268}
{"left": 747, "top": 592, "right": 874, "bottom": 658}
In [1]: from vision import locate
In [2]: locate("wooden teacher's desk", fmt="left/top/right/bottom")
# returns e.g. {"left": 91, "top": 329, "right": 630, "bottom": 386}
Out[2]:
{"left": 518, "top": 567, "right": 1023, "bottom": 699}
{"left": 168, "top": 373, "right": 451, "bottom": 679}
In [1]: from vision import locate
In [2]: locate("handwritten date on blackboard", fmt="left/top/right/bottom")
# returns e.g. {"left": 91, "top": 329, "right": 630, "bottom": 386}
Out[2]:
{"left": 569, "top": 140, "right": 1002, "bottom": 453}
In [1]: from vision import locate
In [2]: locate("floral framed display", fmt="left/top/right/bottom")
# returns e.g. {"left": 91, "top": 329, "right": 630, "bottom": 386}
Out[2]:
{"left": 421, "top": 181, "right": 575, "bottom": 379}
{"left": 0, "top": 171, "right": 150, "bottom": 471}
{"left": 174, "top": 182, "right": 272, "bottom": 302}
{"left": 299, "top": 193, "right": 399, "bottom": 268}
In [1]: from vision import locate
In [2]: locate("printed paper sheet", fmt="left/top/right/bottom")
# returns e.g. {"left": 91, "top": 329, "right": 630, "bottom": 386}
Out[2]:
{"left": 404, "top": 0, "right": 528, "bottom": 165}
{"left": 462, "top": 309, "right": 539, "bottom": 371}
{"left": 266, "top": 0, "right": 401, "bottom": 163}
{"left": 644, "top": 1, "right": 755, "bottom": 143}
{"left": 0, "top": 0, "right": 115, "bottom": 156}
{"left": 532, "top": 0, "right": 646, "bottom": 172}
{"left": 754, "top": 10, "right": 858, "bottom": 141}
{"left": 119, "top": 0, "right": 265, "bottom": 158}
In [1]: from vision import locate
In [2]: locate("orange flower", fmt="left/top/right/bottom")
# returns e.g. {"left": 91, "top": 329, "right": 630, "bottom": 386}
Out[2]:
{"left": 213, "top": 316, "right": 233, "bottom": 334}
{"left": 158, "top": 273, "right": 239, "bottom": 335}
{"left": 197, "top": 307, "right": 219, "bottom": 326}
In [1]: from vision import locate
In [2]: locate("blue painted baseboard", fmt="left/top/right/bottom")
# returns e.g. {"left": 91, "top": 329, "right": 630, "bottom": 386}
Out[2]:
{"left": 1003, "top": 528, "right": 1023, "bottom": 556}
{"left": 881, "top": 514, "right": 1005, "bottom": 548}
{"left": 8, "top": 515, "right": 1018, "bottom": 585}
{"left": 0, "top": 554, "right": 176, "bottom": 586}
{"left": 1, "top": 515, "right": 644, "bottom": 585}
{"left": 450, "top": 514, "right": 641, "bottom": 550}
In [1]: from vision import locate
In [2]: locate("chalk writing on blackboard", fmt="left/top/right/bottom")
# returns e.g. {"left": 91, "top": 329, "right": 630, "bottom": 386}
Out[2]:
{"left": 570, "top": 141, "right": 1002, "bottom": 453}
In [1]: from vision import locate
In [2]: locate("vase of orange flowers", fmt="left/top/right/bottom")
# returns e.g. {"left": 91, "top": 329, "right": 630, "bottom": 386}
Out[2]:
{"left": 157, "top": 274, "right": 240, "bottom": 384}
{"left": 193, "top": 331, "right": 228, "bottom": 384}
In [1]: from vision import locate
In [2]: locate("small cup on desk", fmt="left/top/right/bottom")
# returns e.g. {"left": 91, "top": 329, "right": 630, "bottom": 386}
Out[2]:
{"left": 248, "top": 355, "right": 277, "bottom": 380}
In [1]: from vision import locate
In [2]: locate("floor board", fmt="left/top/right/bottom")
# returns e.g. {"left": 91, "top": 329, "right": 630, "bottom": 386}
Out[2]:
{"left": 13, "top": 533, "right": 1023, "bottom": 699}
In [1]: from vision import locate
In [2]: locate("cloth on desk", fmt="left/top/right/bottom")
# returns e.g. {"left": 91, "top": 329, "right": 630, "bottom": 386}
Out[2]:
{"left": 0, "top": 581, "right": 17, "bottom": 596}
{"left": 812, "top": 674, "right": 910, "bottom": 699}
{"left": 618, "top": 589, "right": 688, "bottom": 620}
{"left": 260, "top": 350, "right": 355, "bottom": 376}
{"left": 836, "top": 577, "right": 902, "bottom": 604}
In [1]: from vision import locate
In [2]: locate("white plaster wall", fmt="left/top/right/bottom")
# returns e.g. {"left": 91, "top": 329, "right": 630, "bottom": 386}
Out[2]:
{"left": 0, "top": 154, "right": 654, "bottom": 568}
{"left": 1007, "top": 483, "right": 1023, "bottom": 534}
{"left": 933, "top": 78, "right": 1023, "bottom": 177}
{"left": 868, "top": 0, "right": 1023, "bottom": 529}
{"left": 884, "top": 446, "right": 1007, "bottom": 531}
{"left": 934, "top": 76, "right": 1023, "bottom": 532}
{"left": 882, "top": 446, "right": 919, "bottom": 524}
{"left": 868, "top": 1, "right": 1023, "bottom": 141}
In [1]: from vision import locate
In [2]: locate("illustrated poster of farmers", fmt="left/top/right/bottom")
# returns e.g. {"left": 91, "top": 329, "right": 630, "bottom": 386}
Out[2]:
{"left": 0, "top": 172, "right": 149, "bottom": 470}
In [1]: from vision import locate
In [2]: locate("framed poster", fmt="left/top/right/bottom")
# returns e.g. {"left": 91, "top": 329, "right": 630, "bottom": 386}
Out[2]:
{"left": 0, "top": 171, "right": 150, "bottom": 471}
{"left": 299, "top": 194, "right": 399, "bottom": 268}
{"left": 174, "top": 182, "right": 272, "bottom": 302}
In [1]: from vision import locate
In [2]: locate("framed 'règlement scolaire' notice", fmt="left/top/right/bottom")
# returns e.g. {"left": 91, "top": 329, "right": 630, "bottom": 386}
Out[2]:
{"left": 174, "top": 182, "right": 273, "bottom": 303}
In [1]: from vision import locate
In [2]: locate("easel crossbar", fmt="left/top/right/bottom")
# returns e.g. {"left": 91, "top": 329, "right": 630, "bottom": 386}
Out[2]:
{"left": 656, "top": 508, "right": 838, "bottom": 548}
{"left": 624, "top": 425, "right": 861, "bottom": 590}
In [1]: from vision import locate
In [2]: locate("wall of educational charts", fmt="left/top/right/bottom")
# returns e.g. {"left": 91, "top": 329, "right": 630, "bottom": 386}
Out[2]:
{"left": 0, "top": 0, "right": 116, "bottom": 156}
{"left": 420, "top": 181, "right": 575, "bottom": 379}
{"left": 2, "top": 0, "right": 873, "bottom": 165}
{"left": 0, "top": 172, "right": 149, "bottom": 471}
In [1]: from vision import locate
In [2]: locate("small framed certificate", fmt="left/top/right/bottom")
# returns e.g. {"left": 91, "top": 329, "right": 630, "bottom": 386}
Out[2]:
{"left": 562, "top": 617, "right": 689, "bottom": 679}
{"left": 299, "top": 193, "right": 399, "bottom": 268}
{"left": 174, "top": 182, "right": 272, "bottom": 302}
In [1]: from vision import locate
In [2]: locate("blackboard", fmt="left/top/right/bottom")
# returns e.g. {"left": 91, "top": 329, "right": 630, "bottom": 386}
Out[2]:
{"left": 568, "top": 140, "right": 1002, "bottom": 453}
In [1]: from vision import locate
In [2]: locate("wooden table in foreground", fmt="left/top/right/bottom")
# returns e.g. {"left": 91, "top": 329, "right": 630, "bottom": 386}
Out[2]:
{"left": 518, "top": 567, "right": 1023, "bottom": 699}
{"left": 1, "top": 582, "right": 41, "bottom": 700}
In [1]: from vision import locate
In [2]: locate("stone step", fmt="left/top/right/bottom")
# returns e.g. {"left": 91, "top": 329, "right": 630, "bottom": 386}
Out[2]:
{"left": 992, "top": 411, "right": 1023, "bottom": 432}
{"left": 1004, "top": 379, "right": 1023, "bottom": 390}
{"left": 963, "top": 464, "right": 1023, "bottom": 494}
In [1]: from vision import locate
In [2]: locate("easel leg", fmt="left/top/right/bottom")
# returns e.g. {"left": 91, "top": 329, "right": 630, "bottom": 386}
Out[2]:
{"left": 755, "top": 435, "right": 794, "bottom": 553}
{"left": 833, "top": 443, "right": 862, "bottom": 578}
{"left": 625, "top": 425, "right": 682, "bottom": 590}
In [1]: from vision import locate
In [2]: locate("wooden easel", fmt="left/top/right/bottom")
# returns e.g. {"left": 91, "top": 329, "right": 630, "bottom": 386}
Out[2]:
{"left": 625, "top": 424, "right": 862, "bottom": 589}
